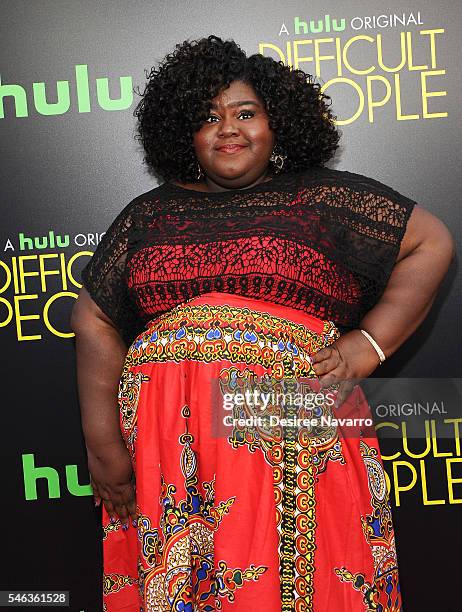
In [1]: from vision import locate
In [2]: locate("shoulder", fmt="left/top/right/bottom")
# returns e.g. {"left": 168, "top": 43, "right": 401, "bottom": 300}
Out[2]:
{"left": 104, "top": 183, "right": 167, "bottom": 232}
{"left": 300, "top": 166, "right": 417, "bottom": 207}
{"left": 395, "top": 199, "right": 455, "bottom": 263}
{"left": 123, "top": 183, "right": 167, "bottom": 215}
{"left": 298, "top": 167, "right": 454, "bottom": 263}
{"left": 298, "top": 165, "right": 418, "bottom": 230}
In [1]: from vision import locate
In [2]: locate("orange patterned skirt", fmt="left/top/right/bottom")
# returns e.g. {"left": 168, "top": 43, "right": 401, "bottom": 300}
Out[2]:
{"left": 102, "top": 292, "right": 402, "bottom": 611}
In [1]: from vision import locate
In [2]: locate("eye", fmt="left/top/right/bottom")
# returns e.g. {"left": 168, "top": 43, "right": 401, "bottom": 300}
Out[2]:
{"left": 238, "top": 110, "right": 255, "bottom": 119}
{"left": 204, "top": 109, "right": 255, "bottom": 123}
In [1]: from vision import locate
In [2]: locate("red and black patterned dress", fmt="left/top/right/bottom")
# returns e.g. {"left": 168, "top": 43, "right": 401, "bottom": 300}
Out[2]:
{"left": 81, "top": 166, "right": 415, "bottom": 611}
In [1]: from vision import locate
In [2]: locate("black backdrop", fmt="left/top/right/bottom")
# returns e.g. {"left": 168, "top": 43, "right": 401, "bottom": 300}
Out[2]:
{"left": 2, "top": 1, "right": 461, "bottom": 610}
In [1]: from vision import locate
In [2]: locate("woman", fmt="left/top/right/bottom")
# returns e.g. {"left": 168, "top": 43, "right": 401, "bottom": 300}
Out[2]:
{"left": 71, "top": 36, "right": 454, "bottom": 611}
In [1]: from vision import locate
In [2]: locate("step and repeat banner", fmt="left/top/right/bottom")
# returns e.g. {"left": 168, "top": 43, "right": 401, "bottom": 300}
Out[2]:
{"left": 2, "top": 1, "right": 460, "bottom": 610}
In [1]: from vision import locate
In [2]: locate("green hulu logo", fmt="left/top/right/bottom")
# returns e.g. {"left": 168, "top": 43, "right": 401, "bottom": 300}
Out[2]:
{"left": 294, "top": 14, "right": 346, "bottom": 34}
{"left": 19, "top": 230, "right": 70, "bottom": 250}
{"left": 22, "top": 453, "right": 92, "bottom": 500}
{"left": 0, "top": 64, "right": 133, "bottom": 118}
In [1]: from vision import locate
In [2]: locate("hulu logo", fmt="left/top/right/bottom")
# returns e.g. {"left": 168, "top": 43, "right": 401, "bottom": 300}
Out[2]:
{"left": 1, "top": 64, "right": 133, "bottom": 119}
{"left": 19, "top": 230, "right": 70, "bottom": 250}
{"left": 294, "top": 14, "right": 346, "bottom": 34}
{"left": 22, "top": 453, "right": 92, "bottom": 500}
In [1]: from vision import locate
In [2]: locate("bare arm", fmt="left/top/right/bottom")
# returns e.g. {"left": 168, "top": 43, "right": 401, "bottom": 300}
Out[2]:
{"left": 71, "top": 286, "right": 127, "bottom": 448}
{"left": 358, "top": 205, "right": 455, "bottom": 358}
{"left": 312, "top": 205, "right": 456, "bottom": 391}
{"left": 71, "top": 286, "right": 136, "bottom": 527}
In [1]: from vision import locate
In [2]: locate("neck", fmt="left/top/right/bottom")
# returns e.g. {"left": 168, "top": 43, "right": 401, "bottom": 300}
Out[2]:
{"left": 202, "top": 170, "right": 274, "bottom": 193}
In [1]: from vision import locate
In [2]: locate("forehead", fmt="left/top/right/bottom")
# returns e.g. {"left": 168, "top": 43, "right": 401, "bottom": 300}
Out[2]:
{"left": 210, "top": 80, "right": 261, "bottom": 107}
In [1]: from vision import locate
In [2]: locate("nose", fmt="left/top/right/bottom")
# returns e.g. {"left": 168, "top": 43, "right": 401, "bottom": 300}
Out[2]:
{"left": 217, "top": 115, "right": 240, "bottom": 137}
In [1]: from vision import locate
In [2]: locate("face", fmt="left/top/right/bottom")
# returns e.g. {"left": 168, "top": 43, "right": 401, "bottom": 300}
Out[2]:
{"left": 193, "top": 80, "right": 275, "bottom": 191}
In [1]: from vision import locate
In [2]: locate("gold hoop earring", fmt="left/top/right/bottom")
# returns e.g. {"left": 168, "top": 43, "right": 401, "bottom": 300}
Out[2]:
{"left": 269, "top": 147, "right": 287, "bottom": 173}
{"left": 196, "top": 162, "right": 204, "bottom": 181}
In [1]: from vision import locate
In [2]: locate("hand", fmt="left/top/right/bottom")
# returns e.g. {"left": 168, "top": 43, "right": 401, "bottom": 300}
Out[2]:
{"left": 311, "top": 329, "right": 382, "bottom": 408}
{"left": 87, "top": 440, "right": 137, "bottom": 528}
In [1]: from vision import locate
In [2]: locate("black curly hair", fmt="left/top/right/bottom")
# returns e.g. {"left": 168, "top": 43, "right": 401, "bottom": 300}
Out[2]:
{"left": 133, "top": 35, "right": 340, "bottom": 182}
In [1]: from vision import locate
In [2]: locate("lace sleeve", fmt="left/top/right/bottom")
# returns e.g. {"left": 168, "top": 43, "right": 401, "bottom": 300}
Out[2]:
{"left": 80, "top": 198, "right": 142, "bottom": 345}
{"left": 307, "top": 168, "right": 418, "bottom": 317}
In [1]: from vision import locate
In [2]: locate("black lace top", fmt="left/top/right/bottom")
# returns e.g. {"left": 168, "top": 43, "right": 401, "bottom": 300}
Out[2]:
{"left": 81, "top": 166, "right": 417, "bottom": 346}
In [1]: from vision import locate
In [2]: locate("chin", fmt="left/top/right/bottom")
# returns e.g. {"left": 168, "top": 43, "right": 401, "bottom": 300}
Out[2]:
{"left": 215, "top": 166, "right": 253, "bottom": 180}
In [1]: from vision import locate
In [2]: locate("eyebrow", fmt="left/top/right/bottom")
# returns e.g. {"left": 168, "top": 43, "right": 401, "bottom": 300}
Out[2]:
{"left": 210, "top": 100, "right": 261, "bottom": 109}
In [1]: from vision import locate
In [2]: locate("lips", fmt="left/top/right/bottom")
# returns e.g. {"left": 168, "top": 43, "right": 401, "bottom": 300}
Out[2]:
{"left": 216, "top": 144, "right": 247, "bottom": 153}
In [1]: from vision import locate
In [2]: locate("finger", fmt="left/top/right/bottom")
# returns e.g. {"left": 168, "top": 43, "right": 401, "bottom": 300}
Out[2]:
{"left": 110, "top": 487, "right": 132, "bottom": 523}
{"left": 313, "top": 359, "right": 334, "bottom": 377}
{"left": 125, "top": 494, "right": 138, "bottom": 525}
{"left": 313, "top": 353, "right": 341, "bottom": 378}
{"left": 311, "top": 347, "right": 334, "bottom": 364}
{"left": 90, "top": 477, "right": 102, "bottom": 507}
{"left": 334, "top": 381, "right": 356, "bottom": 409}
{"left": 317, "top": 372, "right": 340, "bottom": 390}
{"left": 114, "top": 502, "right": 130, "bottom": 529}
{"left": 102, "top": 498, "right": 119, "bottom": 525}
{"left": 119, "top": 484, "right": 137, "bottom": 525}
